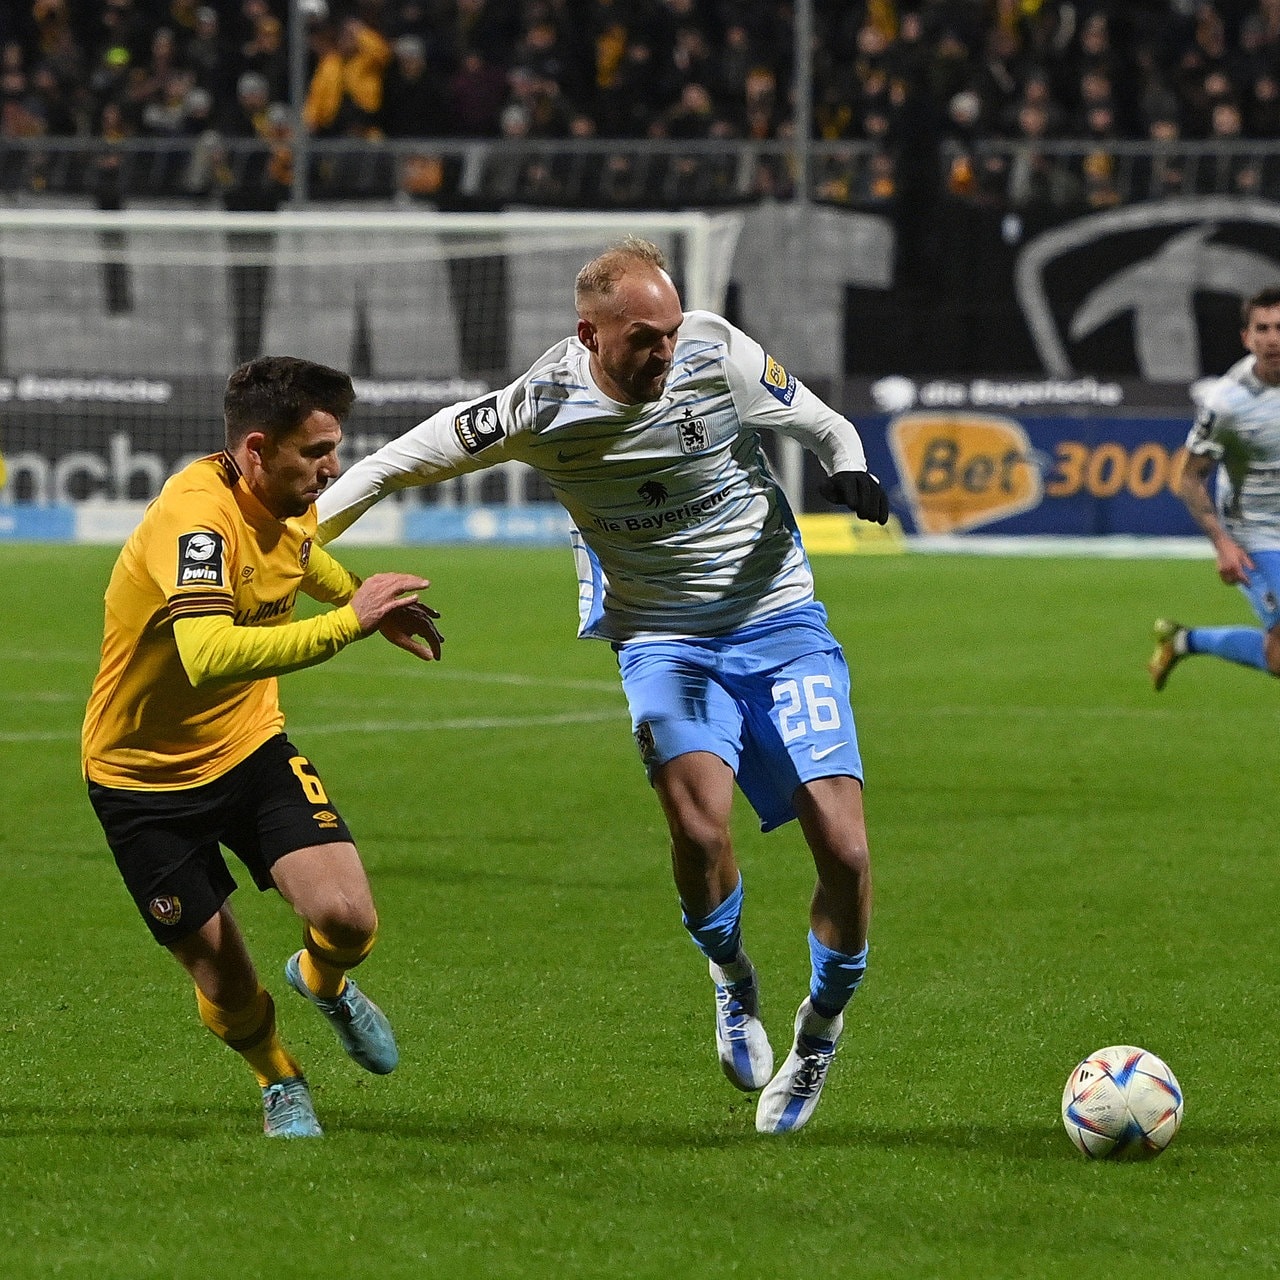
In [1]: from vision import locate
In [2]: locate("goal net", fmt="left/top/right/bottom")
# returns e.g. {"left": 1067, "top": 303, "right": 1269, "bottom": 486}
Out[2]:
{"left": 0, "top": 208, "right": 742, "bottom": 528}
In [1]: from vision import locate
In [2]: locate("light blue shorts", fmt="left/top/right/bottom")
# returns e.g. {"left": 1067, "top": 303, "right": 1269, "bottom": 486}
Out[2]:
{"left": 1240, "top": 549, "right": 1280, "bottom": 629}
{"left": 616, "top": 603, "right": 863, "bottom": 833}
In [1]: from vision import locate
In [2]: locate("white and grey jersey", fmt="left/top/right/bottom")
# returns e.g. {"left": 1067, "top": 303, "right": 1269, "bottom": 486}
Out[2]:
{"left": 317, "top": 310, "right": 868, "bottom": 642}
{"left": 1188, "top": 355, "right": 1280, "bottom": 550}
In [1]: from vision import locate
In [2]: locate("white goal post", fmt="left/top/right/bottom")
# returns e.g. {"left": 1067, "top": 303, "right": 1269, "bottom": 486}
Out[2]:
{"left": 0, "top": 208, "right": 745, "bottom": 532}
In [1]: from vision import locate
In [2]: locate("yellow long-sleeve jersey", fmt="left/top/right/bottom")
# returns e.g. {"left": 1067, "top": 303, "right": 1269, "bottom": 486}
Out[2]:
{"left": 82, "top": 452, "right": 363, "bottom": 790}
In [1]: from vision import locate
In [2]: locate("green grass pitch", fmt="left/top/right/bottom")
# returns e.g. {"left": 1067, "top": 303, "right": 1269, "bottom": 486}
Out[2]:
{"left": 3, "top": 543, "right": 1280, "bottom": 1277}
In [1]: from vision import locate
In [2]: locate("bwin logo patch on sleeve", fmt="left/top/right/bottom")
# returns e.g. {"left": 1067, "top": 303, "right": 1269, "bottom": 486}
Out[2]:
{"left": 454, "top": 395, "right": 506, "bottom": 454}
{"left": 761, "top": 355, "right": 797, "bottom": 406}
{"left": 177, "top": 531, "right": 225, "bottom": 587}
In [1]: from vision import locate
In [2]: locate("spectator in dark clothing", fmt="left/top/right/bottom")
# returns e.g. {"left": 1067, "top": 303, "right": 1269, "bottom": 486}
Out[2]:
{"left": 663, "top": 81, "right": 715, "bottom": 138}
{"left": 1247, "top": 72, "right": 1280, "bottom": 137}
{"left": 29, "top": 61, "right": 79, "bottom": 135}
{"left": 240, "top": 11, "right": 288, "bottom": 103}
{"left": 595, "top": 39, "right": 659, "bottom": 137}
{"left": 185, "top": 5, "right": 231, "bottom": 99}
{"left": 447, "top": 51, "right": 506, "bottom": 136}
{"left": 381, "top": 34, "right": 449, "bottom": 137}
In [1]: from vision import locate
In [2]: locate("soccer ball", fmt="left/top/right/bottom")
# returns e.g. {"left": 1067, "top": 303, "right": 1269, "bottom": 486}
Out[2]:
{"left": 1061, "top": 1045, "right": 1184, "bottom": 1160}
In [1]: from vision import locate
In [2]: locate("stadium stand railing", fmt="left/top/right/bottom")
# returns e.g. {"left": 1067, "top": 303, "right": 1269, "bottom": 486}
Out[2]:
{"left": 5, "top": 136, "right": 1280, "bottom": 211}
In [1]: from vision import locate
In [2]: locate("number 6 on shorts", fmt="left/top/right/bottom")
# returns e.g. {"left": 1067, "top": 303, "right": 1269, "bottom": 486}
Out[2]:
{"left": 288, "top": 755, "right": 330, "bottom": 805}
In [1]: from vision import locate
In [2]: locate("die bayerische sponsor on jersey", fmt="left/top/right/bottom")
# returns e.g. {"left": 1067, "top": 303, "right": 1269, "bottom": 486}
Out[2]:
{"left": 590, "top": 482, "right": 735, "bottom": 533}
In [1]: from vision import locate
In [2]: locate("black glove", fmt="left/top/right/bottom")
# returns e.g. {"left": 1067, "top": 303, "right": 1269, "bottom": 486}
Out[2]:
{"left": 818, "top": 470, "right": 889, "bottom": 524}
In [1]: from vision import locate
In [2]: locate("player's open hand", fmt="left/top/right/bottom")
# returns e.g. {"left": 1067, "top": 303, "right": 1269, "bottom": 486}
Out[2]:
{"left": 818, "top": 470, "right": 889, "bottom": 524}
{"left": 1214, "top": 538, "right": 1255, "bottom": 586}
{"left": 350, "top": 573, "right": 432, "bottom": 635}
{"left": 380, "top": 599, "right": 444, "bottom": 662}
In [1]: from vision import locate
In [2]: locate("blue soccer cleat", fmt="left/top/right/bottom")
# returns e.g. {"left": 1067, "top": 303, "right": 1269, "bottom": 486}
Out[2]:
{"left": 755, "top": 998, "right": 843, "bottom": 1134}
{"left": 262, "top": 1076, "right": 323, "bottom": 1138}
{"left": 709, "top": 955, "right": 773, "bottom": 1091}
{"left": 285, "top": 950, "right": 399, "bottom": 1075}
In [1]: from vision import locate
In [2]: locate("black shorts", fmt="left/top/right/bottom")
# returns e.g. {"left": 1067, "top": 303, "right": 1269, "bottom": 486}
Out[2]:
{"left": 88, "top": 733, "right": 353, "bottom": 945}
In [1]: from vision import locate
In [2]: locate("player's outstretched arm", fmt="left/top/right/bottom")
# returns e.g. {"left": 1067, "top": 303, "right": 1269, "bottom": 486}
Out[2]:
{"left": 172, "top": 572, "right": 432, "bottom": 685}
{"left": 1175, "top": 454, "right": 1254, "bottom": 585}
{"left": 819, "top": 470, "right": 890, "bottom": 524}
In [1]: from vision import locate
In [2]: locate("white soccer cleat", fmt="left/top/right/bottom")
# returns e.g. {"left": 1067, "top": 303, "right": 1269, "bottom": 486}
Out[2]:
{"left": 709, "top": 954, "right": 773, "bottom": 1091}
{"left": 755, "top": 997, "right": 843, "bottom": 1134}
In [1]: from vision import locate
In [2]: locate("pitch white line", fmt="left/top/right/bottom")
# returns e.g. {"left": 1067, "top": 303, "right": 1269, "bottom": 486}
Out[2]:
{"left": 4, "top": 650, "right": 620, "bottom": 693}
{"left": 293, "top": 709, "right": 622, "bottom": 735}
{"left": 328, "top": 667, "right": 621, "bottom": 693}
{"left": 0, "top": 708, "right": 622, "bottom": 745}
{"left": 0, "top": 691, "right": 81, "bottom": 703}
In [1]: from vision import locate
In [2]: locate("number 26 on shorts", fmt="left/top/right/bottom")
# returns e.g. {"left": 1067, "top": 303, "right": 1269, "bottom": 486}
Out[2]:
{"left": 773, "top": 675, "right": 841, "bottom": 742}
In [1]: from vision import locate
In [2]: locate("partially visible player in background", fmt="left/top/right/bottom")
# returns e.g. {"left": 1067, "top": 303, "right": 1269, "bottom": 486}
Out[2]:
{"left": 316, "top": 237, "right": 888, "bottom": 1134}
{"left": 1151, "top": 285, "right": 1280, "bottom": 690}
{"left": 82, "top": 356, "right": 443, "bottom": 1138}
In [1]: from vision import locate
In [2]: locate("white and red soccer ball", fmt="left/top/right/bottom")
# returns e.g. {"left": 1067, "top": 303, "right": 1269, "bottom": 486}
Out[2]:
{"left": 1062, "top": 1045, "right": 1184, "bottom": 1160}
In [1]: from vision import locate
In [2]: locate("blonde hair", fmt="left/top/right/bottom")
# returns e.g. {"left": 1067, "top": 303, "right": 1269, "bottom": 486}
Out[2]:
{"left": 574, "top": 236, "right": 669, "bottom": 313}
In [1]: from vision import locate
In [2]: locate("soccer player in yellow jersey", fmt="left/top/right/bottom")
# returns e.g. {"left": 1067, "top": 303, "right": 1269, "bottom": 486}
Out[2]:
{"left": 82, "top": 356, "right": 443, "bottom": 1138}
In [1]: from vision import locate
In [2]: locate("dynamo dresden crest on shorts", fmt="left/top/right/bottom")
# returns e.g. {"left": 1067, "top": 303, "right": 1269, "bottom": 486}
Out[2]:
{"left": 148, "top": 895, "right": 183, "bottom": 926}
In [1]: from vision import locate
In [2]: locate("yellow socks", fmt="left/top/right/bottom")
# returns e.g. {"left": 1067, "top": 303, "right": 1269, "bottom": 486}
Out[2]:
{"left": 298, "top": 922, "right": 376, "bottom": 1000}
{"left": 196, "top": 985, "right": 301, "bottom": 1088}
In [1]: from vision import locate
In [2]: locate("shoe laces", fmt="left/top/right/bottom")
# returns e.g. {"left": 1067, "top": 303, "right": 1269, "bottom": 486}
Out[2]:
{"left": 264, "top": 1080, "right": 309, "bottom": 1122}
{"left": 715, "top": 979, "right": 757, "bottom": 1037}
{"left": 790, "top": 1036, "right": 837, "bottom": 1099}
{"left": 332, "top": 982, "right": 376, "bottom": 1031}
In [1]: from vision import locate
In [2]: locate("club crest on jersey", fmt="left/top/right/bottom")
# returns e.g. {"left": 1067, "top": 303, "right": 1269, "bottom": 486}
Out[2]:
{"left": 299, "top": 537, "right": 312, "bottom": 570}
{"left": 177, "top": 531, "right": 225, "bottom": 587}
{"left": 678, "top": 417, "right": 710, "bottom": 453}
{"left": 148, "top": 895, "right": 182, "bottom": 925}
{"left": 761, "top": 354, "right": 797, "bottom": 406}
{"left": 454, "top": 395, "right": 505, "bottom": 454}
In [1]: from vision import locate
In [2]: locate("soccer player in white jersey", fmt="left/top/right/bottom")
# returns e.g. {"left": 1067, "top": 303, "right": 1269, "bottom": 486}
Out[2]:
{"left": 1151, "top": 285, "right": 1280, "bottom": 689}
{"left": 316, "top": 237, "right": 889, "bottom": 1134}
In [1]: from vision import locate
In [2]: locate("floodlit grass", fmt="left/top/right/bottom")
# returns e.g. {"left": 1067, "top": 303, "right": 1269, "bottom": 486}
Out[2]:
{"left": 2, "top": 543, "right": 1279, "bottom": 1277}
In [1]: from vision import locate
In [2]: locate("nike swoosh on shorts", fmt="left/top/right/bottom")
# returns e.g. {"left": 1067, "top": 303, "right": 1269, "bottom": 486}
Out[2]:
{"left": 809, "top": 742, "right": 847, "bottom": 761}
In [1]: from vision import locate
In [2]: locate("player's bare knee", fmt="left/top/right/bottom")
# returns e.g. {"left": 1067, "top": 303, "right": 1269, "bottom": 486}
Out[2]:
{"left": 308, "top": 897, "right": 377, "bottom": 950}
{"left": 670, "top": 810, "right": 731, "bottom": 868}
{"left": 1266, "top": 630, "right": 1280, "bottom": 674}
{"left": 840, "top": 841, "right": 871, "bottom": 881}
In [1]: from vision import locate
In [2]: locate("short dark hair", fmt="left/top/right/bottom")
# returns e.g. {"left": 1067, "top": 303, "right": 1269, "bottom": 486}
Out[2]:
{"left": 574, "top": 236, "right": 669, "bottom": 313}
{"left": 1242, "top": 285, "right": 1280, "bottom": 326}
{"left": 223, "top": 356, "right": 355, "bottom": 446}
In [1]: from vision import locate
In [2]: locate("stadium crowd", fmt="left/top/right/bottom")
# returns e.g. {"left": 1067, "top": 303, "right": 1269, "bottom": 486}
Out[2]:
{"left": 2, "top": 0, "right": 1280, "bottom": 207}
